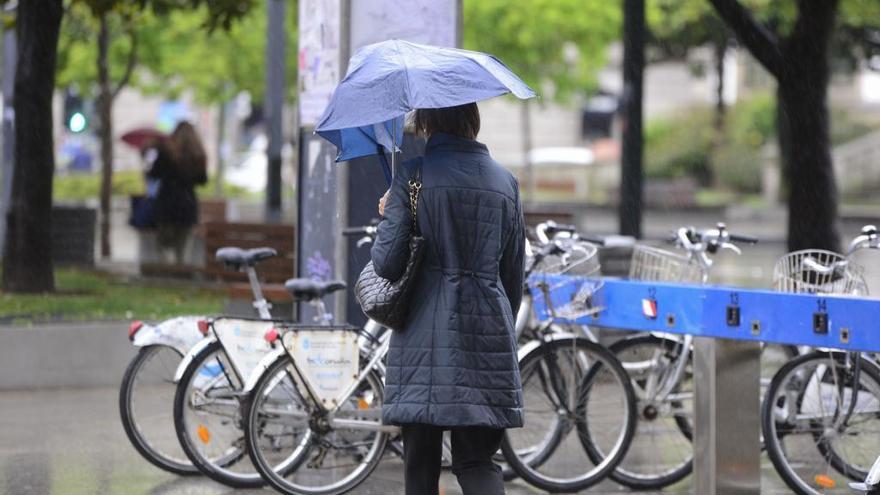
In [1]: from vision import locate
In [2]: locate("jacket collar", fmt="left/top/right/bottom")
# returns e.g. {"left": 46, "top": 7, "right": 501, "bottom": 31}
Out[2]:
{"left": 425, "top": 132, "right": 489, "bottom": 155}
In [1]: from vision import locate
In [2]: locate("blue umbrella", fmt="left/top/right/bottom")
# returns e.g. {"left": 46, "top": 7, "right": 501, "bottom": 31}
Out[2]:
{"left": 315, "top": 39, "right": 537, "bottom": 182}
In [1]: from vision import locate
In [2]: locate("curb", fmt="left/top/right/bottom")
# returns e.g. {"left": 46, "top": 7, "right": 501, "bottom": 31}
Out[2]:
{"left": 0, "top": 321, "right": 135, "bottom": 390}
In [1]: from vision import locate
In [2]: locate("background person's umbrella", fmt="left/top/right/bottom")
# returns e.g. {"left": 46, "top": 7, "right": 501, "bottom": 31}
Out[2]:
{"left": 120, "top": 128, "right": 167, "bottom": 150}
{"left": 315, "top": 39, "right": 537, "bottom": 182}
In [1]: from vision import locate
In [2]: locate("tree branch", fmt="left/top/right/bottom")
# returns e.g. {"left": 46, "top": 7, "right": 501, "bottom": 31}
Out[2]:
{"left": 112, "top": 28, "right": 138, "bottom": 100}
{"left": 707, "top": 0, "right": 784, "bottom": 78}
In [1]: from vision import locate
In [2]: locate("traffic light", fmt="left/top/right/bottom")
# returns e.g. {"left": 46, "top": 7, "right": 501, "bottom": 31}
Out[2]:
{"left": 63, "top": 89, "right": 88, "bottom": 133}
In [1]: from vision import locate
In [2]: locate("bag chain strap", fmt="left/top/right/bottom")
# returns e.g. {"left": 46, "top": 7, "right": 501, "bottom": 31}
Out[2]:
{"left": 408, "top": 179, "right": 422, "bottom": 228}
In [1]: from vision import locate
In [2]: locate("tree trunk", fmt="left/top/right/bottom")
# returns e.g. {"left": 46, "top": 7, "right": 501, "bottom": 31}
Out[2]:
{"left": 97, "top": 15, "right": 113, "bottom": 258}
{"left": 520, "top": 99, "right": 534, "bottom": 203}
{"left": 707, "top": 0, "right": 840, "bottom": 252}
{"left": 778, "top": 53, "right": 839, "bottom": 251}
{"left": 2, "top": 0, "right": 63, "bottom": 292}
{"left": 704, "top": 35, "right": 728, "bottom": 187}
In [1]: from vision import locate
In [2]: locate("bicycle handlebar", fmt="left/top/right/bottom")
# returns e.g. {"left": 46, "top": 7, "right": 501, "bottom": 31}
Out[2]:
{"left": 729, "top": 233, "right": 759, "bottom": 244}
{"left": 848, "top": 224, "right": 880, "bottom": 255}
{"left": 535, "top": 220, "right": 606, "bottom": 246}
{"left": 342, "top": 226, "right": 378, "bottom": 237}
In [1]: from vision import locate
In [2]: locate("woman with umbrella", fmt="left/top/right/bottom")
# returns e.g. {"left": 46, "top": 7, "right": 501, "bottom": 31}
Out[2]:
{"left": 144, "top": 121, "right": 208, "bottom": 264}
{"left": 318, "top": 40, "right": 536, "bottom": 495}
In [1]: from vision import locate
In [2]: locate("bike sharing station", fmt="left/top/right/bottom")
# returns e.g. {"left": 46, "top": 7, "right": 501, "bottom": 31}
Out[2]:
{"left": 291, "top": 2, "right": 880, "bottom": 494}
{"left": 532, "top": 269, "right": 880, "bottom": 494}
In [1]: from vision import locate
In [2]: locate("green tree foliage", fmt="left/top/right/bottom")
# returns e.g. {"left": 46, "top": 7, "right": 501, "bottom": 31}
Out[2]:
{"left": 463, "top": 0, "right": 622, "bottom": 101}
{"left": 141, "top": 3, "right": 297, "bottom": 104}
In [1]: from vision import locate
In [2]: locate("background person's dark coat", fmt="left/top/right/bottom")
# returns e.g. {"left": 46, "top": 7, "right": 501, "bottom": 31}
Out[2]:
{"left": 371, "top": 132, "right": 525, "bottom": 429}
{"left": 147, "top": 146, "right": 207, "bottom": 226}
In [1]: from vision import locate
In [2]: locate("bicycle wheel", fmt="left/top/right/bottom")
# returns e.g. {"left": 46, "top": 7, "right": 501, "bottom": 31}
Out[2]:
{"left": 584, "top": 334, "right": 694, "bottom": 490}
{"left": 501, "top": 336, "right": 637, "bottom": 493}
{"left": 119, "top": 345, "right": 197, "bottom": 475}
{"left": 763, "top": 351, "right": 880, "bottom": 495}
{"left": 173, "top": 340, "right": 264, "bottom": 488}
{"left": 245, "top": 354, "right": 388, "bottom": 495}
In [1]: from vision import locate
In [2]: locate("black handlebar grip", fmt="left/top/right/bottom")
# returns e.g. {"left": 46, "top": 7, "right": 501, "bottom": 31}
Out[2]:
{"left": 579, "top": 234, "right": 606, "bottom": 246}
{"left": 546, "top": 223, "right": 578, "bottom": 234}
{"left": 342, "top": 227, "right": 369, "bottom": 236}
{"left": 729, "top": 233, "right": 759, "bottom": 244}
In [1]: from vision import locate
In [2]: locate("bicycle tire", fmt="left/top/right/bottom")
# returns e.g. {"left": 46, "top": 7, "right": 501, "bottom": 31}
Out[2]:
{"left": 173, "top": 340, "right": 265, "bottom": 488}
{"left": 119, "top": 345, "right": 198, "bottom": 475}
{"left": 583, "top": 334, "right": 694, "bottom": 490}
{"left": 245, "top": 353, "right": 388, "bottom": 495}
{"left": 500, "top": 336, "right": 637, "bottom": 493}
{"left": 763, "top": 351, "right": 880, "bottom": 495}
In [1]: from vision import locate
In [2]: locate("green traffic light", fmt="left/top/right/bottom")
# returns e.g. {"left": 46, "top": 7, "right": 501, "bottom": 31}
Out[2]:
{"left": 69, "top": 112, "right": 87, "bottom": 133}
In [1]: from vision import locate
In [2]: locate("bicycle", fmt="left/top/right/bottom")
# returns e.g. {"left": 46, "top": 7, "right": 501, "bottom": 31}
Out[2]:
{"left": 763, "top": 225, "right": 880, "bottom": 495}
{"left": 240, "top": 225, "right": 393, "bottom": 495}
{"left": 579, "top": 223, "right": 766, "bottom": 490}
{"left": 119, "top": 246, "right": 278, "bottom": 476}
{"left": 170, "top": 246, "right": 350, "bottom": 488}
{"left": 500, "top": 235, "right": 639, "bottom": 493}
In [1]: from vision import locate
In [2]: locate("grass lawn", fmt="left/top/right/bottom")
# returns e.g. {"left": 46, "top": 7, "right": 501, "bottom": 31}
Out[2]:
{"left": 0, "top": 269, "right": 226, "bottom": 325}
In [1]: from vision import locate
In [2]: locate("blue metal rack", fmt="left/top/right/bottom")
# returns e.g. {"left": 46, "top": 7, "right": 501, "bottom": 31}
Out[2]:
{"left": 531, "top": 275, "right": 880, "bottom": 353}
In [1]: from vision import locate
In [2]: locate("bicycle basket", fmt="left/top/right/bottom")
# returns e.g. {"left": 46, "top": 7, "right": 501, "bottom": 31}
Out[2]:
{"left": 628, "top": 244, "right": 705, "bottom": 283}
{"left": 531, "top": 275, "right": 605, "bottom": 321}
{"left": 773, "top": 249, "right": 868, "bottom": 296}
{"left": 530, "top": 239, "right": 602, "bottom": 277}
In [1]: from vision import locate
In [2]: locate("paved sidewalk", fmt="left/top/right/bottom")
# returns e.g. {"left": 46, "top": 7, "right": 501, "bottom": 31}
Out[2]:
{"left": 0, "top": 386, "right": 814, "bottom": 494}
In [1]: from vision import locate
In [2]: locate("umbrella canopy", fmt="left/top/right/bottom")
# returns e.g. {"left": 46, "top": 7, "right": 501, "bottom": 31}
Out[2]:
{"left": 120, "top": 128, "right": 167, "bottom": 150}
{"left": 315, "top": 39, "right": 536, "bottom": 173}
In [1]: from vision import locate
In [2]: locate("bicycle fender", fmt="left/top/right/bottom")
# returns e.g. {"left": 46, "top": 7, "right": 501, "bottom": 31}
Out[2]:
{"left": 242, "top": 348, "right": 287, "bottom": 395}
{"left": 132, "top": 316, "right": 205, "bottom": 355}
{"left": 173, "top": 335, "right": 217, "bottom": 383}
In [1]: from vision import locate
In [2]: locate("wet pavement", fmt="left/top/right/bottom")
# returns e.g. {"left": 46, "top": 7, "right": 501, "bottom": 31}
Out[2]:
{"left": 0, "top": 385, "right": 821, "bottom": 494}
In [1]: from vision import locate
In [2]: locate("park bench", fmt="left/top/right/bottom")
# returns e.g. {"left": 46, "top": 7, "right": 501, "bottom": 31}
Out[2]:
{"left": 202, "top": 221, "right": 296, "bottom": 304}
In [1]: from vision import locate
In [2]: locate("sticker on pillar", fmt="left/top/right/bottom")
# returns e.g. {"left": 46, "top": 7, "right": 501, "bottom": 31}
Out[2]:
{"left": 642, "top": 299, "right": 658, "bottom": 319}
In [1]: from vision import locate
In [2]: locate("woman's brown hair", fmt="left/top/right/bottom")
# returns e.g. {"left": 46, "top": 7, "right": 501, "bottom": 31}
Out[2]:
{"left": 412, "top": 103, "right": 480, "bottom": 140}
{"left": 168, "top": 121, "right": 207, "bottom": 183}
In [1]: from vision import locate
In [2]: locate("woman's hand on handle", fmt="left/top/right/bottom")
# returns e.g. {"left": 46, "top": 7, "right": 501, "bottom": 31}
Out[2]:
{"left": 378, "top": 190, "right": 390, "bottom": 217}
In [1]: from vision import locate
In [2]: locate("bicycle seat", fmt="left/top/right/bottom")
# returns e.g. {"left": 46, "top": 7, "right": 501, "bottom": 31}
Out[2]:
{"left": 215, "top": 247, "right": 278, "bottom": 268}
{"left": 284, "top": 278, "right": 347, "bottom": 301}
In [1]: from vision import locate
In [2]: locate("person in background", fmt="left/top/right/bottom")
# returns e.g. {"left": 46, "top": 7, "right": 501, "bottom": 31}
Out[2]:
{"left": 147, "top": 121, "right": 208, "bottom": 264}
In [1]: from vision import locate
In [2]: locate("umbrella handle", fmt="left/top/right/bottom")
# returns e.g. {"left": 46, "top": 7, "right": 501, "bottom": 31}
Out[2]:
{"left": 377, "top": 147, "right": 392, "bottom": 186}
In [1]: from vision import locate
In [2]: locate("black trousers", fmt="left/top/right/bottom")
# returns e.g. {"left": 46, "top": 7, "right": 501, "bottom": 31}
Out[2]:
{"left": 401, "top": 424, "right": 505, "bottom": 495}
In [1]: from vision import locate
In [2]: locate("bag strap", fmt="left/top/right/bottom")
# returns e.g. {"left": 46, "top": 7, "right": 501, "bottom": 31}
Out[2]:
{"left": 407, "top": 165, "right": 423, "bottom": 231}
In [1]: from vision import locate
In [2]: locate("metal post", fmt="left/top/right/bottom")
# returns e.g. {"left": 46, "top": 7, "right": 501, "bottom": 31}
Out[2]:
{"left": 0, "top": 27, "right": 16, "bottom": 259}
{"left": 694, "top": 337, "right": 762, "bottom": 495}
{"left": 265, "top": 0, "right": 286, "bottom": 222}
{"left": 619, "top": 0, "right": 644, "bottom": 238}
{"left": 333, "top": 0, "right": 351, "bottom": 321}
{"left": 214, "top": 101, "right": 226, "bottom": 198}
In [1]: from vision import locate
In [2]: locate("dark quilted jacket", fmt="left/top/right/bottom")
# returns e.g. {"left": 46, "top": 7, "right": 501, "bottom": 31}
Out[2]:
{"left": 371, "top": 132, "right": 525, "bottom": 429}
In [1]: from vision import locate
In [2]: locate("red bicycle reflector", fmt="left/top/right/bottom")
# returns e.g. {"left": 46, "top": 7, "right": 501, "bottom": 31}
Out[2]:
{"left": 642, "top": 299, "right": 658, "bottom": 319}
{"left": 264, "top": 328, "right": 279, "bottom": 344}
{"left": 128, "top": 321, "right": 144, "bottom": 341}
{"left": 197, "top": 320, "right": 210, "bottom": 335}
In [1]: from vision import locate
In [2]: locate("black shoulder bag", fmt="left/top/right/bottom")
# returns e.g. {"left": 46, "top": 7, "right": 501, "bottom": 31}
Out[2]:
{"left": 354, "top": 167, "right": 426, "bottom": 330}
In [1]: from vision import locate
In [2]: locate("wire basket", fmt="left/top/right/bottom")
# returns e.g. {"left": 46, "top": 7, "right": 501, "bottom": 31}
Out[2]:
{"left": 628, "top": 244, "right": 705, "bottom": 283}
{"left": 773, "top": 249, "right": 868, "bottom": 296}
{"left": 551, "top": 277, "right": 605, "bottom": 320}
{"left": 530, "top": 240, "right": 604, "bottom": 321}
{"left": 530, "top": 239, "right": 602, "bottom": 277}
